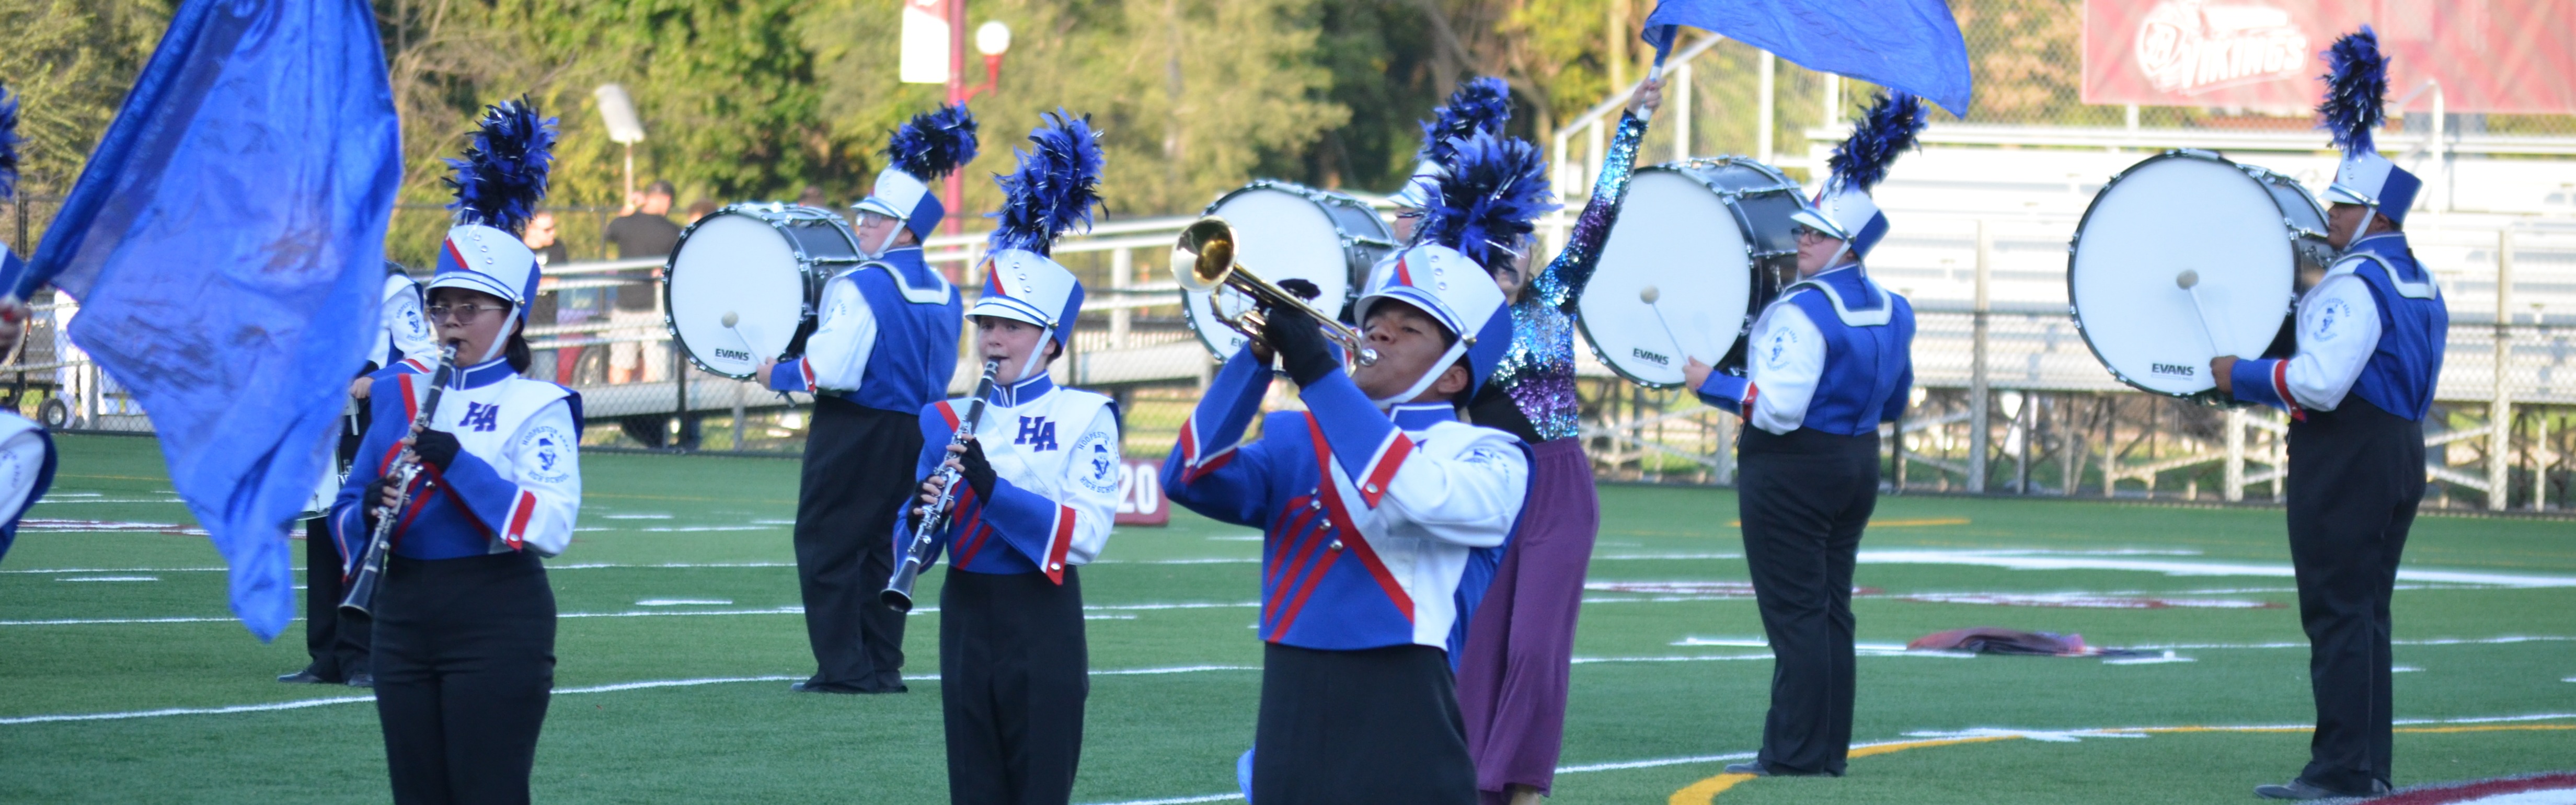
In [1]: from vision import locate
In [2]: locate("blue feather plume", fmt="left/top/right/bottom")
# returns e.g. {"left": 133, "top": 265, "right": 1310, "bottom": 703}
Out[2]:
{"left": 887, "top": 104, "right": 980, "bottom": 180}
{"left": 443, "top": 97, "right": 557, "bottom": 235}
{"left": 1419, "top": 131, "right": 1559, "bottom": 268}
{"left": 1826, "top": 92, "right": 1927, "bottom": 193}
{"left": 0, "top": 85, "right": 20, "bottom": 202}
{"left": 987, "top": 110, "right": 1105, "bottom": 256}
{"left": 1417, "top": 77, "right": 1513, "bottom": 170}
{"left": 2318, "top": 26, "right": 2389, "bottom": 155}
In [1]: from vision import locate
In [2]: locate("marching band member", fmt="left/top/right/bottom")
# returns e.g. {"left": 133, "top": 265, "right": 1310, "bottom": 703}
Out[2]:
{"left": 1452, "top": 77, "right": 1658, "bottom": 805}
{"left": 1165, "top": 130, "right": 1545, "bottom": 805}
{"left": 906, "top": 110, "right": 1117, "bottom": 805}
{"left": 0, "top": 85, "right": 58, "bottom": 566}
{"left": 1683, "top": 92, "right": 1923, "bottom": 778}
{"left": 329, "top": 99, "right": 580, "bottom": 805}
{"left": 757, "top": 105, "right": 973, "bottom": 695}
{"left": 282, "top": 260, "right": 432, "bottom": 687}
{"left": 1388, "top": 78, "right": 1514, "bottom": 243}
{"left": 2213, "top": 29, "right": 2446, "bottom": 800}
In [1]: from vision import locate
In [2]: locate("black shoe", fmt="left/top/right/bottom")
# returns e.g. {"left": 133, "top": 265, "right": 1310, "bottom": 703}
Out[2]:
{"left": 344, "top": 673, "right": 374, "bottom": 688}
{"left": 278, "top": 668, "right": 333, "bottom": 685}
{"left": 2253, "top": 777, "right": 2374, "bottom": 800}
{"left": 791, "top": 680, "right": 862, "bottom": 694}
{"left": 1725, "top": 761, "right": 1834, "bottom": 777}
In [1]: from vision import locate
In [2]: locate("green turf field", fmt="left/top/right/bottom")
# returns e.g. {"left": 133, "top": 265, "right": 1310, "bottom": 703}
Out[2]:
{"left": 1, "top": 434, "right": 2569, "bottom": 804}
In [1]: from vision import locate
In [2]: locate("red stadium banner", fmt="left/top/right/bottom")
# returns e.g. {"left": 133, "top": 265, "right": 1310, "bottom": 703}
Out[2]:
{"left": 2083, "top": 0, "right": 2576, "bottom": 114}
{"left": 1113, "top": 458, "right": 1170, "bottom": 526}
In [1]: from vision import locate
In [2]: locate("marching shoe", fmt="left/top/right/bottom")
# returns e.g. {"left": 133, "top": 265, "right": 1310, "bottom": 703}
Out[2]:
{"left": 790, "top": 680, "right": 864, "bottom": 694}
{"left": 278, "top": 667, "right": 332, "bottom": 684}
{"left": 2253, "top": 777, "right": 2373, "bottom": 800}
{"left": 343, "top": 673, "right": 374, "bottom": 688}
{"left": 1724, "top": 761, "right": 1835, "bottom": 777}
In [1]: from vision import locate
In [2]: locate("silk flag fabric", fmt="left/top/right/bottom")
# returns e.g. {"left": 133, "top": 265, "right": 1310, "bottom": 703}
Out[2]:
{"left": 1641, "top": 0, "right": 1975, "bottom": 118}
{"left": 13, "top": 0, "right": 402, "bottom": 640}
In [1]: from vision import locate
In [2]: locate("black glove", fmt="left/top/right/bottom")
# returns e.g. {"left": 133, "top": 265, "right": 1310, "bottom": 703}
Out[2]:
{"left": 1261, "top": 304, "right": 1338, "bottom": 387}
{"left": 411, "top": 429, "right": 461, "bottom": 470}
{"left": 1275, "top": 278, "right": 1324, "bottom": 303}
{"left": 362, "top": 474, "right": 401, "bottom": 531}
{"left": 958, "top": 439, "right": 997, "bottom": 501}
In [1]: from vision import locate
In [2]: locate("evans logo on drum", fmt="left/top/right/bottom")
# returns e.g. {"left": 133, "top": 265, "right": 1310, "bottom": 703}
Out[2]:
{"left": 1631, "top": 347, "right": 1671, "bottom": 366}
{"left": 2150, "top": 362, "right": 2197, "bottom": 377}
{"left": 714, "top": 348, "right": 754, "bottom": 362}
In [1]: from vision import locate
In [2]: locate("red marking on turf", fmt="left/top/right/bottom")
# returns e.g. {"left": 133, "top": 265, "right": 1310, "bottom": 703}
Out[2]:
{"left": 2368, "top": 772, "right": 2576, "bottom": 804}
{"left": 1896, "top": 593, "right": 2283, "bottom": 610}
{"left": 1587, "top": 581, "right": 1881, "bottom": 597}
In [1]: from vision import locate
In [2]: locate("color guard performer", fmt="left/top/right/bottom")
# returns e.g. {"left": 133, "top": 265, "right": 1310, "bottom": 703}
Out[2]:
{"left": 757, "top": 105, "right": 973, "bottom": 694}
{"left": 282, "top": 261, "right": 433, "bottom": 687}
{"left": 1451, "top": 76, "right": 1659, "bottom": 805}
{"left": 2214, "top": 29, "right": 2446, "bottom": 800}
{"left": 1683, "top": 92, "right": 1924, "bottom": 778}
{"left": 329, "top": 99, "right": 581, "bottom": 805}
{"left": 903, "top": 110, "right": 1117, "bottom": 805}
{"left": 0, "top": 85, "right": 59, "bottom": 566}
{"left": 1165, "top": 130, "right": 1548, "bottom": 805}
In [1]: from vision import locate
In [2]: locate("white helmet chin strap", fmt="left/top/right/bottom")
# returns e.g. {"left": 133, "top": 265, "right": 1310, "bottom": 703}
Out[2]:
{"left": 2342, "top": 203, "right": 2378, "bottom": 251}
{"left": 1014, "top": 325, "right": 1055, "bottom": 390}
{"left": 480, "top": 316, "right": 519, "bottom": 366}
{"left": 1370, "top": 339, "right": 1469, "bottom": 409}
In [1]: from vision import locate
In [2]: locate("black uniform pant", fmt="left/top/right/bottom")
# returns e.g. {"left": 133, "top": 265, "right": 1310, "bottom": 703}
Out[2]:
{"left": 304, "top": 399, "right": 373, "bottom": 680}
{"left": 373, "top": 551, "right": 557, "bottom": 805}
{"left": 795, "top": 397, "right": 923, "bottom": 691}
{"left": 302, "top": 517, "right": 372, "bottom": 680}
{"left": 1254, "top": 642, "right": 1477, "bottom": 805}
{"left": 2285, "top": 398, "right": 2422, "bottom": 794}
{"left": 1737, "top": 427, "right": 1880, "bottom": 776}
{"left": 940, "top": 567, "right": 1089, "bottom": 805}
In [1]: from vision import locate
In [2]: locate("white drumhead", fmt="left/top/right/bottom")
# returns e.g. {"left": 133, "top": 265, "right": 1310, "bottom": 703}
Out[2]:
{"left": 2072, "top": 155, "right": 2297, "bottom": 396}
{"left": 1186, "top": 188, "right": 1353, "bottom": 356}
{"left": 1579, "top": 170, "right": 1755, "bottom": 387}
{"left": 668, "top": 212, "right": 808, "bottom": 378}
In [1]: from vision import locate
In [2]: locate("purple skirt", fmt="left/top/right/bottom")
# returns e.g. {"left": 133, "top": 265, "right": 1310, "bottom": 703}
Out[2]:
{"left": 1456, "top": 437, "right": 1600, "bottom": 800}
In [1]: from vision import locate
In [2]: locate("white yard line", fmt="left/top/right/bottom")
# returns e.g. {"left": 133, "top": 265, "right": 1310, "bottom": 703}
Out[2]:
{"left": 1855, "top": 549, "right": 2576, "bottom": 588}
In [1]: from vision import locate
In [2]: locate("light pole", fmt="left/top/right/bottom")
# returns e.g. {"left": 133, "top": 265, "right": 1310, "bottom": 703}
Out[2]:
{"left": 942, "top": 18, "right": 1011, "bottom": 236}
{"left": 592, "top": 84, "right": 648, "bottom": 201}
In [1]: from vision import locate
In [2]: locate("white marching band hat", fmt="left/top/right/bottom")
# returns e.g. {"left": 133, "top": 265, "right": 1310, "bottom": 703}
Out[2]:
{"left": 1354, "top": 243, "right": 1513, "bottom": 403}
{"left": 854, "top": 104, "right": 980, "bottom": 240}
{"left": 431, "top": 97, "right": 556, "bottom": 335}
{"left": 2316, "top": 26, "right": 2420, "bottom": 227}
{"left": 1791, "top": 92, "right": 1927, "bottom": 263}
{"left": 972, "top": 109, "right": 1105, "bottom": 379}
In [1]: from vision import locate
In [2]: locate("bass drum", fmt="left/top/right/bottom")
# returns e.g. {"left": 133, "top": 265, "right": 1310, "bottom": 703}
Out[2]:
{"left": 663, "top": 203, "right": 866, "bottom": 380}
{"left": 1182, "top": 181, "right": 1397, "bottom": 358}
{"left": 1577, "top": 158, "right": 1804, "bottom": 388}
{"left": 2069, "top": 150, "right": 2329, "bottom": 399}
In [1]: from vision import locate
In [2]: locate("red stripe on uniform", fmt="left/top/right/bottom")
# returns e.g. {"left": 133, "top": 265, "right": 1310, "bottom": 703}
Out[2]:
{"left": 1356, "top": 434, "right": 1414, "bottom": 508}
{"left": 1042, "top": 506, "right": 1076, "bottom": 584}
{"left": 503, "top": 490, "right": 536, "bottom": 550}
{"left": 1262, "top": 503, "right": 1327, "bottom": 630}
{"left": 2271, "top": 361, "right": 2305, "bottom": 422}
{"left": 397, "top": 374, "right": 420, "bottom": 422}
{"left": 1298, "top": 416, "right": 1413, "bottom": 620}
{"left": 936, "top": 400, "right": 961, "bottom": 430}
{"left": 1741, "top": 382, "right": 1760, "bottom": 412}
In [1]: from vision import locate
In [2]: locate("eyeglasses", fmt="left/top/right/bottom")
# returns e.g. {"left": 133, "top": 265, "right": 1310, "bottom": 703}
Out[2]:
{"left": 1793, "top": 225, "right": 1832, "bottom": 243}
{"left": 427, "top": 304, "right": 510, "bottom": 323}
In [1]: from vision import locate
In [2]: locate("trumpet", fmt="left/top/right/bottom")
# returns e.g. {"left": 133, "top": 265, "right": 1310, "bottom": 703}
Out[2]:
{"left": 1171, "top": 216, "right": 1377, "bottom": 366}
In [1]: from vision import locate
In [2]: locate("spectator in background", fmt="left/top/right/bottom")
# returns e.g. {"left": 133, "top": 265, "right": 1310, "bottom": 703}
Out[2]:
{"left": 796, "top": 185, "right": 827, "bottom": 209}
{"left": 685, "top": 199, "right": 719, "bottom": 225}
{"left": 523, "top": 212, "right": 574, "bottom": 383}
{"left": 603, "top": 180, "right": 680, "bottom": 384}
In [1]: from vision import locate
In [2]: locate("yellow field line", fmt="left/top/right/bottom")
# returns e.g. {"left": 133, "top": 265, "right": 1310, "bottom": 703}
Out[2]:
{"left": 1670, "top": 723, "right": 2574, "bottom": 803}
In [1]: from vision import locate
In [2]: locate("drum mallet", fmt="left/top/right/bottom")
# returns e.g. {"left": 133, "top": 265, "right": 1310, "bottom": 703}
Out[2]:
{"left": 2175, "top": 270, "right": 2235, "bottom": 358}
{"left": 1640, "top": 285, "right": 1692, "bottom": 362}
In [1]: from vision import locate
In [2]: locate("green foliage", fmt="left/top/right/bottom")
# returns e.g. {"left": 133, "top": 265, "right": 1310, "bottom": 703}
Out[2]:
{"left": 0, "top": 0, "right": 170, "bottom": 196}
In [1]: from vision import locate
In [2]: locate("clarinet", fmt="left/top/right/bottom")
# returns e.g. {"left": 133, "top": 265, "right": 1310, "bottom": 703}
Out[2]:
{"left": 339, "top": 342, "right": 461, "bottom": 617}
{"left": 881, "top": 357, "right": 1005, "bottom": 613}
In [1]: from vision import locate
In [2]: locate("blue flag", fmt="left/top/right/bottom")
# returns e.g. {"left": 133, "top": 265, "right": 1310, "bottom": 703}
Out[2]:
{"left": 15, "top": 0, "right": 401, "bottom": 640}
{"left": 1642, "top": 0, "right": 1974, "bottom": 118}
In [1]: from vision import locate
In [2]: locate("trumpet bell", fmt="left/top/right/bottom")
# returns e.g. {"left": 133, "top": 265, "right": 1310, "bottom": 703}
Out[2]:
{"left": 1173, "top": 217, "right": 1236, "bottom": 293}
